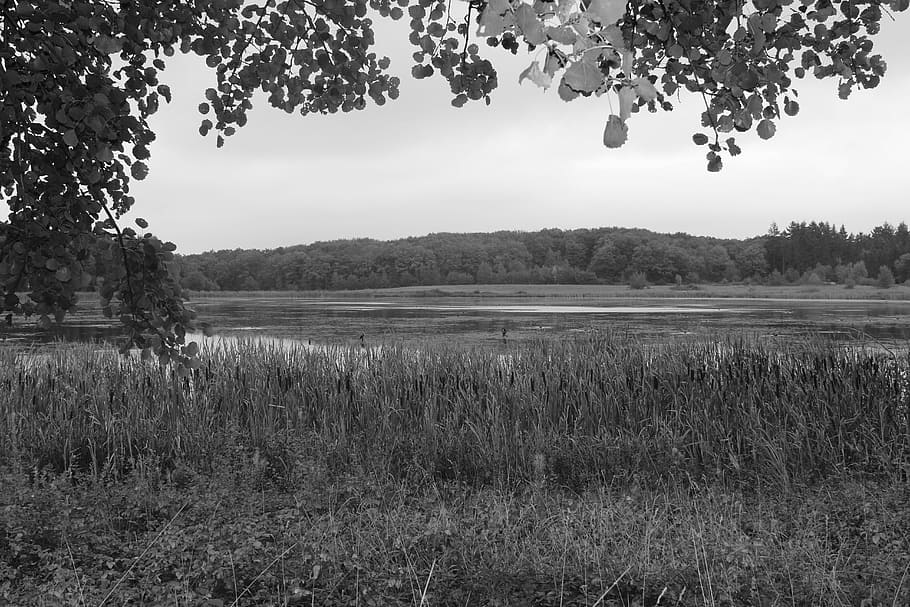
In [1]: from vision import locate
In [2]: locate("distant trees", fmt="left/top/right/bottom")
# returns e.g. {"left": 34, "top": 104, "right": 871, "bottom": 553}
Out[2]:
{"left": 169, "top": 221, "right": 909, "bottom": 292}
{"left": 764, "top": 221, "right": 910, "bottom": 286}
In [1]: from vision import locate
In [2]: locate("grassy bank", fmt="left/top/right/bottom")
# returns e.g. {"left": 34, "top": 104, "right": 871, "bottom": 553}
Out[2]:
{"left": 184, "top": 282, "right": 910, "bottom": 301}
{"left": 2, "top": 336, "right": 909, "bottom": 605}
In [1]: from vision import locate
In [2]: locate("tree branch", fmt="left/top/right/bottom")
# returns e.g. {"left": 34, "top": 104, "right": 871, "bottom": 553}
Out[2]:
{"left": 100, "top": 201, "right": 137, "bottom": 311}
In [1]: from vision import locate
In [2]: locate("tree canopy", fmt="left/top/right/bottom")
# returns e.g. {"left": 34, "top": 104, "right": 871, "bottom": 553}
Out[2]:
{"left": 169, "top": 220, "right": 910, "bottom": 291}
{"left": 1, "top": 0, "right": 906, "bottom": 365}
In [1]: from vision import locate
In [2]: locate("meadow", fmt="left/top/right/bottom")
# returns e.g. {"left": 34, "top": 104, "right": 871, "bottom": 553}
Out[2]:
{"left": 2, "top": 333, "right": 909, "bottom": 605}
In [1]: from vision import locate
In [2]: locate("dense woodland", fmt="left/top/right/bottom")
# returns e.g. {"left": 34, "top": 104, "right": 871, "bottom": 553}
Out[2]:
{"left": 171, "top": 221, "right": 910, "bottom": 291}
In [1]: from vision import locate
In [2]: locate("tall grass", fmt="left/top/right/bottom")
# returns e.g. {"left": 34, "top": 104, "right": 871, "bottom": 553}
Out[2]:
{"left": 1, "top": 334, "right": 907, "bottom": 488}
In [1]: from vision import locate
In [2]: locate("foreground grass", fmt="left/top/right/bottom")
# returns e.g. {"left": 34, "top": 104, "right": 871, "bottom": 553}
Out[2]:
{"left": 3, "top": 465, "right": 909, "bottom": 606}
{"left": 2, "top": 336, "right": 909, "bottom": 605}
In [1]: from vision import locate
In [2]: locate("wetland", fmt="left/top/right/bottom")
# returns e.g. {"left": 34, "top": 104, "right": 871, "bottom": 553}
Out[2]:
{"left": 2, "top": 285, "right": 909, "bottom": 606}
{"left": 4, "top": 284, "right": 910, "bottom": 351}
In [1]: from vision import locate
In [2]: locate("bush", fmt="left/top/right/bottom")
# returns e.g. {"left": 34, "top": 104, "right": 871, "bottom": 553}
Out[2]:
{"left": 834, "top": 264, "right": 851, "bottom": 284}
{"left": 877, "top": 266, "right": 895, "bottom": 289}
{"left": 844, "top": 277, "right": 856, "bottom": 289}
{"left": 628, "top": 272, "right": 648, "bottom": 290}
{"left": 850, "top": 261, "right": 868, "bottom": 282}
{"left": 802, "top": 271, "right": 823, "bottom": 286}
{"left": 767, "top": 270, "right": 785, "bottom": 286}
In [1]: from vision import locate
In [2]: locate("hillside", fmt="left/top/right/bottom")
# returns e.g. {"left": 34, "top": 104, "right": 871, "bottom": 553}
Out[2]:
{"left": 172, "top": 222, "right": 910, "bottom": 291}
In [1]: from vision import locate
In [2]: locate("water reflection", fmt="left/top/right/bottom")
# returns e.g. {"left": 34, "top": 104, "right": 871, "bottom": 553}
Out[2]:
{"left": 2, "top": 295, "right": 908, "bottom": 351}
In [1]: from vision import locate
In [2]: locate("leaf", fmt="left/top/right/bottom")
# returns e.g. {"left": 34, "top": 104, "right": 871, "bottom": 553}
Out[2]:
{"left": 92, "top": 35, "right": 123, "bottom": 55}
{"left": 478, "top": 0, "right": 514, "bottom": 37}
{"left": 618, "top": 85, "right": 635, "bottom": 120}
{"left": 621, "top": 49, "right": 634, "bottom": 75}
{"left": 602, "top": 114, "right": 628, "bottom": 148}
{"left": 63, "top": 130, "right": 78, "bottom": 147}
{"left": 185, "top": 341, "right": 199, "bottom": 357}
{"left": 518, "top": 61, "right": 552, "bottom": 89}
{"left": 131, "top": 162, "right": 149, "bottom": 180}
{"left": 600, "top": 24, "right": 626, "bottom": 50}
{"left": 558, "top": 79, "right": 579, "bottom": 101}
{"left": 55, "top": 268, "right": 71, "bottom": 282}
{"left": 757, "top": 119, "right": 776, "bottom": 140}
{"left": 734, "top": 111, "right": 753, "bottom": 132}
{"left": 37, "top": 315, "right": 52, "bottom": 331}
{"left": 135, "top": 217, "right": 149, "bottom": 229}
{"left": 97, "top": 145, "right": 113, "bottom": 163}
{"left": 692, "top": 133, "right": 709, "bottom": 145}
{"left": 784, "top": 98, "right": 800, "bottom": 116}
{"left": 707, "top": 153, "right": 723, "bottom": 172}
{"left": 546, "top": 25, "right": 577, "bottom": 45}
{"left": 543, "top": 52, "right": 565, "bottom": 77}
{"left": 586, "top": 0, "right": 627, "bottom": 25}
{"left": 563, "top": 58, "right": 602, "bottom": 93}
{"left": 570, "top": 15, "right": 591, "bottom": 39}
{"left": 515, "top": 4, "right": 547, "bottom": 45}
{"left": 632, "top": 77, "right": 658, "bottom": 101}
{"left": 838, "top": 81, "right": 853, "bottom": 99}
{"left": 731, "top": 63, "right": 759, "bottom": 90}
{"left": 556, "top": 0, "right": 576, "bottom": 21}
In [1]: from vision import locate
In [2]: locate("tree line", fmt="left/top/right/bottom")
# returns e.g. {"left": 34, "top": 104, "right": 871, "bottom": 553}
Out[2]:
{"left": 170, "top": 221, "right": 910, "bottom": 292}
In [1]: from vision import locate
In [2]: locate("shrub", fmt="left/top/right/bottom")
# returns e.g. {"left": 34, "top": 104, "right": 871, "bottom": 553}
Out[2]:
{"left": 835, "top": 264, "right": 851, "bottom": 284}
{"left": 628, "top": 272, "right": 648, "bottom": 290}
{"left": 844, "top": 277, "right": 856, "bottom": 289}
{"left": 767, "top": 270, "right": 785, "bottom": 286}
{"left": 850, "top": 261, "right": 868, "bottom": 282}
{"left": 877, "top": 266, "right": 895, "bottom": 289}
{"left": 802, "top": 272, "right": 823, "bottom": 286}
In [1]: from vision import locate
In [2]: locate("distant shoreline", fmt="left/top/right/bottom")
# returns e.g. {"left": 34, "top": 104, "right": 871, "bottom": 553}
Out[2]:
{"left": 182, "top": 282, "right": 910, "bottom": 301}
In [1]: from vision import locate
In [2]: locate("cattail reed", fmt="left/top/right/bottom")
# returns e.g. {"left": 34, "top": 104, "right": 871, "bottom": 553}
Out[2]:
{"left": 1, "top": 334, "right": 907, "bottom": 488}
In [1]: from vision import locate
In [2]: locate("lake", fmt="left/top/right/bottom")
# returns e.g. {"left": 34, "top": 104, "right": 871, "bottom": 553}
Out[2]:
{"left": 4, "top": 293, "right": 910, "bottom": 351}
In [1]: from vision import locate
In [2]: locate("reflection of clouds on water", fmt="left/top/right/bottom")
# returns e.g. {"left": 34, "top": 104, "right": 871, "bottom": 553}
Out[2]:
{"left": 313, "top": 301, "right": 733, "bottom": 314}
{"left": 4, "top": 295, "right": 910, "bottom": 353}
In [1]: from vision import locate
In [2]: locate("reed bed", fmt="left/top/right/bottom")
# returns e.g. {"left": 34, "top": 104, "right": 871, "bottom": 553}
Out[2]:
{"left": 1, "top": 334, "right": 908, "bottom": 488}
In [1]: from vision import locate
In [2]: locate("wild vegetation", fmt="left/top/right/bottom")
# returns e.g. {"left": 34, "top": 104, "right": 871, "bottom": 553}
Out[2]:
{"left": 2, "top": 334, "right": 909, "bottom": 605}
{"left": 171, "top": 220, "right": 910, "bottom": 292}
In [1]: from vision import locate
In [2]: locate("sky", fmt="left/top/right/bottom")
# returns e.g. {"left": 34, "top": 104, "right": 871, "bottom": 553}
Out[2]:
{"left": 126, "top": 13, "right": 910, "bottom": 254}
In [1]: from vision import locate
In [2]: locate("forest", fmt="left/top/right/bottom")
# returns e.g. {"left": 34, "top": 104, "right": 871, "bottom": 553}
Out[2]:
{"left": 172, "top": 220, "right": 910, "bottom": 291}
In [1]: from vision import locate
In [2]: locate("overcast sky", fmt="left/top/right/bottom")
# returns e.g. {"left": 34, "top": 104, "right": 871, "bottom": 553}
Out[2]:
{"left": 127, "top": 16, "right": 910, "bottom": 254}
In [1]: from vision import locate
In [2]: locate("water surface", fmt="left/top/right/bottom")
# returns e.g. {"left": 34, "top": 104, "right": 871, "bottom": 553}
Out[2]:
{"left": 4, "top": 294, "right": 908, "bottom": 351}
